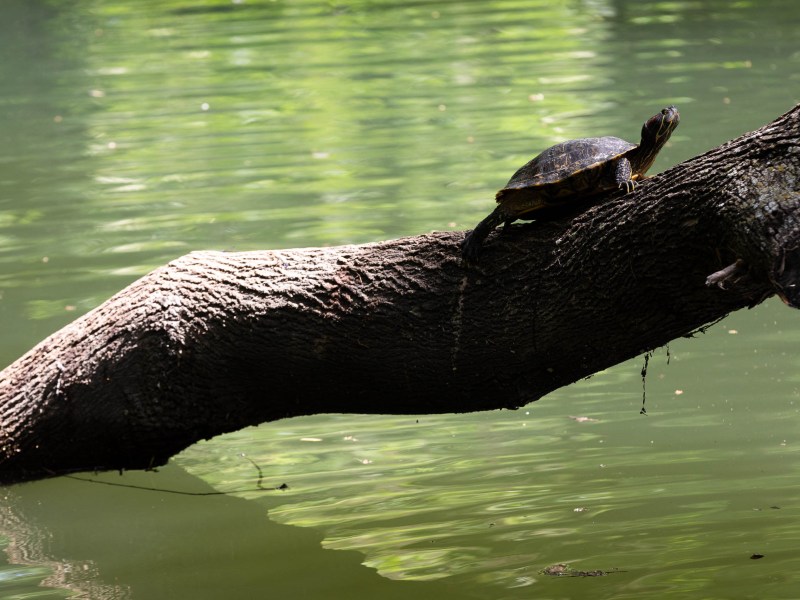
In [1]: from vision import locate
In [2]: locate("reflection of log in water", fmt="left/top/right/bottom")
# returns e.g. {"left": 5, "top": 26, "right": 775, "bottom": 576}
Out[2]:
{"left": 0, "top": 488, "right": 131, "bottom": 599}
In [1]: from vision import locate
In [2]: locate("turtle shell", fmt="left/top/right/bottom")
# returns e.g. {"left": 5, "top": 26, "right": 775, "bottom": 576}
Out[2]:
{"left": 496, "top": 136, "right": 636, "bottom": 211}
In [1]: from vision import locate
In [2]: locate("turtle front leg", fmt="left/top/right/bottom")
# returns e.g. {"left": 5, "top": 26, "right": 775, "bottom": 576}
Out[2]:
{"left": 615, "top": 157, "right": 636, "bottom": 193}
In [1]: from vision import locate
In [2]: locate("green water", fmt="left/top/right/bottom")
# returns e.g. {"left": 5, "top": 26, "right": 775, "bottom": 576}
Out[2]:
{"left": 1, "top": 0, "right": 800, "bottom": 598}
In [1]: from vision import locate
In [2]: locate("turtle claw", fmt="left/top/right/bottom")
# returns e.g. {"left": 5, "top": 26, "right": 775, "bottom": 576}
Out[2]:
{"left": 460, "top": 210, "right": 505, "bottom": 266}
{"left": 461, "top": 232, "right": 482, "bottom": 266}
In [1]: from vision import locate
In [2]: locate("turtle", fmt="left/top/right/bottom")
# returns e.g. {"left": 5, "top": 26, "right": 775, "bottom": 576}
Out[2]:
{"left": 461, "top": 105, "right": 680, "bottom": 263}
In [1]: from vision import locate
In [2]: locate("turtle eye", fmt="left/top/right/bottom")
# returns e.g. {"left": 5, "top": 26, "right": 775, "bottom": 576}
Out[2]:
{"left": 660, "top": 106, "right": 679, "bottom": 126}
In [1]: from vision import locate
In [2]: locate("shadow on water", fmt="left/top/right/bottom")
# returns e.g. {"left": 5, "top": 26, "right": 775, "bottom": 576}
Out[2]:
{"left": 0, "top": 464, "right": 478, "bottom": 600}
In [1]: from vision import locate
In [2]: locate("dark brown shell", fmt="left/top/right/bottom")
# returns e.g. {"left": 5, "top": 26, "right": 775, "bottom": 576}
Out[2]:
{"left": 504, "top": 136, "right": 634, "bottom": 187}
{"left": 496, "top": 136, "right": 635, "bottom": 207}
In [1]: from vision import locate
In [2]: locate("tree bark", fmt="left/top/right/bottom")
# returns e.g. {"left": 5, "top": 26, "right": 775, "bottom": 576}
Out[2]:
{"left": 2, "top": 104, "right": 799, "bottom": 484}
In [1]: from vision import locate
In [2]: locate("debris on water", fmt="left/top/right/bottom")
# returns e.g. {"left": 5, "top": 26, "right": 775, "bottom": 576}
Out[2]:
{"left": 541, "top": 563, "right": 623, "bottom": 577}
{"left": 750, "top": 554, "right": 765, "bottom": 560}
{"left": 568, "top": 415, "right": 599, "bottom": 423}
{"left": 542, "top": 564, "right": 570, "bottom": 576}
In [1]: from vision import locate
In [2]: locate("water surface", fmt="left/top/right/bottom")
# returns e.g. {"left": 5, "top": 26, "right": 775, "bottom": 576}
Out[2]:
{"left": 1, "top": 0, "right": 799, "bottom": 598}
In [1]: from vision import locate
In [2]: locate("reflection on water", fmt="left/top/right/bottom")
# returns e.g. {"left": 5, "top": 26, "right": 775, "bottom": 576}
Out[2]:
{"left": 1, "top": 0, "right": 800, "bottom": 598}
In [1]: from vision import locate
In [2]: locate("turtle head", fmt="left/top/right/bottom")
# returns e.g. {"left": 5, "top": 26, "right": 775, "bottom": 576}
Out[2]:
{"left": 631, "top": 105, "right": 680, "bottom": 175}
{"left": 641, "top": 105, "right": 680, "bottom": 147}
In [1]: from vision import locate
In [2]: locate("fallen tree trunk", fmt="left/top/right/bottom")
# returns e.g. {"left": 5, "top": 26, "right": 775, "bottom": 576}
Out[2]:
{"left": 1, "top": 104, "right": 799, "bottom": 484}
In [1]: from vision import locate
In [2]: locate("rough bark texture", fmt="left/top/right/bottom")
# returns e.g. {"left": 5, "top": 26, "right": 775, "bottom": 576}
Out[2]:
{"left": 1, "top": 104, "right": 799, "bottom": 484}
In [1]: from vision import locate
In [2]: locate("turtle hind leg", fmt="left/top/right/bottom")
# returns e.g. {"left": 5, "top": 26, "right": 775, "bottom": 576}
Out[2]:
{"left": 461, "top": 208, "right": 508, "bottom": 264}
